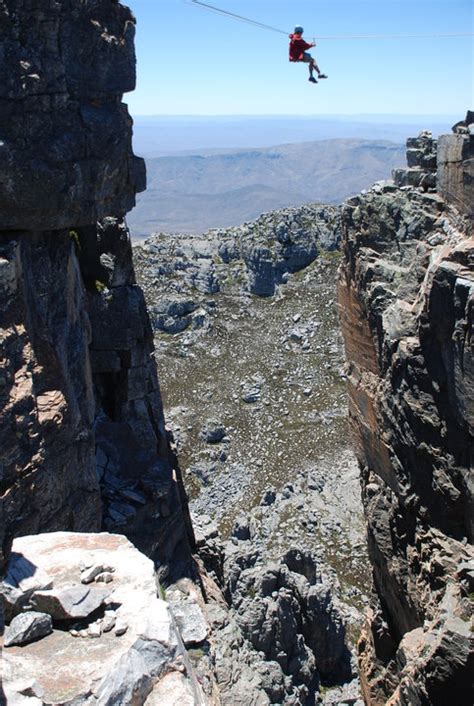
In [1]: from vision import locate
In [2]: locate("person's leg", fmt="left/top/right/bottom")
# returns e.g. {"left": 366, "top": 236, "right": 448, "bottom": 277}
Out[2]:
{"left": 311, "top": 57, "right": 328, "bottom": 79}
{"left": 303, "top": 53, "right": 317, "bottom": 82}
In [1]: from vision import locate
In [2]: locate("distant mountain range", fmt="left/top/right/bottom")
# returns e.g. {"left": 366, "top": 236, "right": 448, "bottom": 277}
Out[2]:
{"left": 131, "top": 115, "right": 455, "bottom": 156}
{"left": 127, "top": 138, "right": 405, "bottom": 237}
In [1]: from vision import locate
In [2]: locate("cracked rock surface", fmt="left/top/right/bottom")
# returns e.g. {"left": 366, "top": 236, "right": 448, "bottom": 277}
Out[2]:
{"left": 338, "top": 123, "right": 474, "bottom": 704}
{"left": 0, "top": 0, "right": 145, "bottom": 230}
{"left": 1, "top": 532, "right": 207, "bottom": 705}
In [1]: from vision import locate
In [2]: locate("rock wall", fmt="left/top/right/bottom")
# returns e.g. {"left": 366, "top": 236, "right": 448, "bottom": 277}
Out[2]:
{"left": 338, "top": 116, "right": 474, "bottom": 704}
{"left": 0, "top": 0, "right": 193, "bottom": 582}
{"left": 0, "top": 0, "right": 145, "bottom": 229}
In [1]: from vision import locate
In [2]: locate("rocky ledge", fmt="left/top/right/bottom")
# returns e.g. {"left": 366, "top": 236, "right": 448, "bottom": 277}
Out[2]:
{"left": 338, "top": 115, "right": 474, "bottom": 704}
{"left": 1, "top": 532, "right": 206, "bottom": 705}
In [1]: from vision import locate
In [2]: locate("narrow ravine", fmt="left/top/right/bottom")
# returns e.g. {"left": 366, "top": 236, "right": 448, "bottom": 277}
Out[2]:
{"left": 133, "top": 205, "right": 372, "bottom": 703}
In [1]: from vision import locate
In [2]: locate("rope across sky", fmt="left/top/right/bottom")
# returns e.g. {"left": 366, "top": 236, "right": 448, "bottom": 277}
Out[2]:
{"left": 186, "top": 0, "right": 474, "bottom": 40}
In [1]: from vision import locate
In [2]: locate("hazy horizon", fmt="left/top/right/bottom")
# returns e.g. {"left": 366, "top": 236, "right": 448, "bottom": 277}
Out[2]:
{"left": 131, "top": 113, "right": 458, "bottom": 157}
{"left": 132, "top": 113, "right": 459, "bottom": 118}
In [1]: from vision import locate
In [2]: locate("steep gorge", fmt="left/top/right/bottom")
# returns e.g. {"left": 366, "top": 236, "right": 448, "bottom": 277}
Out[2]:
{"left": 0, "top": 1, "right": 473, "bottom": 704}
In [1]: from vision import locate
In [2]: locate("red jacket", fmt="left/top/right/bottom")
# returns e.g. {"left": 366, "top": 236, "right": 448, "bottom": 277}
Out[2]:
{"left": 289, "top": 34, "right": 312, "bottom": 61}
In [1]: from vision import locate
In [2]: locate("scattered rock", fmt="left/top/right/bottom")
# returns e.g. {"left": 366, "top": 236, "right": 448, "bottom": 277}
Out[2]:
{"left": 201, "top": 420, "right": 226, "bottom": 444}
{"left": 80, "top": 564, "right": 105, "bottom": 584}
{"left": 96, "top": 572, "right": 114, "bottom": 584}
{"left": 31, "top": 585, "right": 111, "bottom": 621}
{"left": 242, "top": 388, "right": 261, "bottom": 403}
{"left": 171, "top": 601, "right": 208, "bottom": 646}
{"left": 87, "top": 621, "right": 102, "bottom": 638}
{"left": 4, "top": 611, "right": 53, "bottom": 648}
{"left": 114, "top": 619, "right": 128, "bottom": 637}
{"left": 102, "top": 614, "right": 117, "bottom": 633}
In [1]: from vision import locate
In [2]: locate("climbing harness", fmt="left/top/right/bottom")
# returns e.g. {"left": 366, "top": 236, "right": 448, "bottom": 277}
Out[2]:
{"left": 185, "top": 0, "right": 474, "bottom": 40}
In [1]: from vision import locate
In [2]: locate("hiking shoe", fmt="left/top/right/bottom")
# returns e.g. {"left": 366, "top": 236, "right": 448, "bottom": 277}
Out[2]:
{"left": 318, "top": 74, "right": 328, "bottom": 79}
{"left": 308, "top": 76, "right": 318, "bottom": 83}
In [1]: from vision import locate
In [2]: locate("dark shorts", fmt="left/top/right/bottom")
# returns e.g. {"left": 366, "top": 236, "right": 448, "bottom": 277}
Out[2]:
{"left": 302, "top": 52, "right": 313, "bottom": 63}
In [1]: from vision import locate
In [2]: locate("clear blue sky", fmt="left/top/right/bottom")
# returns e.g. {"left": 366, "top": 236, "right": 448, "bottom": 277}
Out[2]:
{"left": 125, "top": 0, "right": 473, "bottom": 116}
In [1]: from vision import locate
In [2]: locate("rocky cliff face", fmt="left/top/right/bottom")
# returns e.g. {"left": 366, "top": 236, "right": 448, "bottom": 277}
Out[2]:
{"left": 0, "top": 0, "right": 145, "bottom": 229}
{"left": 0, "top": 0, "right": 192, "bottom": 580}
{"left": 338, "top": 114, "right": 474, "bottom": 704}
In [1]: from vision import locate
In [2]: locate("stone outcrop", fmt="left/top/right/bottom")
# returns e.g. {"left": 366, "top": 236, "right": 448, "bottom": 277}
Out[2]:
{"left": 1, "top": 532, "right": 207, "bottom": 705}
{"left": 0, "top": 0, "right": 145, "bottom": 230}
{"left": 226, "top": 546, "right": 351, "bottom": 686}
{"left": 189, "top": 454, "right": 367, "bottom": 706}
{"left": 338, "top": 118, "right": 474, "bottom": 704}
{"left": 392, "top": 131, "right": 437, "bottom": 191}
{"left": 134, "top": 203, "right": 341, "bottom": 303}
{"left": 0, "top": 0, "right": 193, "bottom": 583}
{"left": 437, "top": 112, "right": 474, "bottom": 217}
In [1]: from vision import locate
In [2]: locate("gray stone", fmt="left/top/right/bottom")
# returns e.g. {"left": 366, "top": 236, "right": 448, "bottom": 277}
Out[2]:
{"left": 260, "top": 490, "right": 276, "bottom": 506}
{"left": 31, "top": 585, "right": 111, "bottom": 620}
{"left": 242, "top": 388, "right": 261, "bottom": 403}
{"left": 102, "top": 614, "right": 117, "bottom": 633}
{"left": 232, "top": 516, "right": 251, "bottom": 541}
{"left": 81, "top": 564, "right": 105, "bottom": 584}
{"left": 172, "top": 601, "right": 208, "bottom": 646}
{"left": 201, "top": 421, "right": 226, "bottom": 444}
{"left": 96, "top": 572, "right": 114, "bottom": 584}
{"left": 87, "top": 621, "right": 102, "bottom": 638}
{"left": 4, "top": 611, "right": 52, "bottom": 647}
{"left": 114, "top": 619, "right": 129, "bottom": 637}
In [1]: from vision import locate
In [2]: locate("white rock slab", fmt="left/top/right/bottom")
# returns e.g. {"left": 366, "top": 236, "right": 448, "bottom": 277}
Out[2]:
{"left": 1, "top": 532, "right": 207, "bottom": 705}
{"left": 145, "top": 671, "right": 196, "bottom": 705}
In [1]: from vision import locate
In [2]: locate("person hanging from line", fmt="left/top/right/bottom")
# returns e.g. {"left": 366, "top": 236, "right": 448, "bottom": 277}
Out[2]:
{"left": 289, "top": 25, "right": 328, "bottom": 83}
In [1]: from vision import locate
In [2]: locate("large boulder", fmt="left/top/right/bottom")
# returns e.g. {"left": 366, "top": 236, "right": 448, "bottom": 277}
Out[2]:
{"left": 4, "top": 611, "right": 52, "bottom": 648}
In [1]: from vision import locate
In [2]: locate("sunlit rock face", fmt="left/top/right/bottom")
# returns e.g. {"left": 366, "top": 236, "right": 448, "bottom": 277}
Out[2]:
{"left": 0, "top": 0, "right": 145, "bottom": 230}
{"left": 2, "top": 532, "right": 206, "bottom": 705}
{"left": 0, "top": 1, "right": 192, "bottom": 579}
{"left": 338, "top": 115, "right": 474, "bottom": 705}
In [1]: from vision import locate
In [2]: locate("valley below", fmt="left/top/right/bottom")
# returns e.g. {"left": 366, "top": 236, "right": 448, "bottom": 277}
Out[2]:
{"left": 1, "top": 2, "right": 472, "bottom": 703}
{"left": 133, "top": 204, "right": 372, "bottom": 703}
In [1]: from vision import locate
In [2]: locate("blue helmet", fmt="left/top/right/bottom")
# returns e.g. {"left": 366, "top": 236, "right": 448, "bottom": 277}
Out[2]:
{"left": 294, "top": 25, "right": 304, "bottom": 34}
